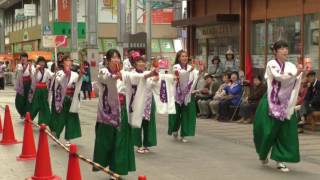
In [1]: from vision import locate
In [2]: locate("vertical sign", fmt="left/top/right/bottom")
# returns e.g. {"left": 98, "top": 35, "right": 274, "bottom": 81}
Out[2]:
{"left": 57, "top": 0, "right": 71, "bottom": 22}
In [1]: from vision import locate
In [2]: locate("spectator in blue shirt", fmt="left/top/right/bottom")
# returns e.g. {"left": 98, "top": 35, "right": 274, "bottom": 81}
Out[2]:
{"left": 217, "top": 71, "right": 242, "bottom": 121}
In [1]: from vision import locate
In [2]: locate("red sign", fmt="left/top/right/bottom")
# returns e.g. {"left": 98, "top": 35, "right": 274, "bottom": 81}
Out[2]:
{"left": 55, "top": 35, "right": 68, "bottom": 48}
{"left": 144, "top": 9, "right": 174, "bottom": 24}
{"left": 57, "top": 0, "right": 71, "bottom": 22}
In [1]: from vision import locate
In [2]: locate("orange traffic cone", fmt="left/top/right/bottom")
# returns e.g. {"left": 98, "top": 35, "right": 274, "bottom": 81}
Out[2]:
{"left": 0, "top": 113, "right": 3, "bottom": 134}
{"left": 0, "top": 105, "right": 20, "bottom": 145}
{"left": 26, "top": 124, "right": 61, "bottom": 180}
{"left": 66, "top": 144, "right": 82, "bottom": 180}
{"left": 138, "top": 176, "right": 147, "bottom": 180}
{"left": 90, "top": 86, "right": 96, "bottom": 98}
{"left": 17, "top": 112, "right": 36, "bottom": 161}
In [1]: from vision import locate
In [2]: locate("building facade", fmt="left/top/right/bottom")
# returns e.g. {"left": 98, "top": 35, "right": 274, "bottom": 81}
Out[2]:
{"left": 1, "top": 0, "right": 178, "bottom": 61}
{"left": 173, "top": 0, "right": 320, "bottom": 74}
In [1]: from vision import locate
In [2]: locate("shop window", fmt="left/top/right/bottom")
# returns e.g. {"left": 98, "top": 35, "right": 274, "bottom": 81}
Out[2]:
{"left": 251, "top": 20, "right": 266, "bottom": 68}
{"left": 268, "top": 16, "right": 301, "bottom": 63}
{"left": 304, "top": 13, "right": 320, "bottom": 71}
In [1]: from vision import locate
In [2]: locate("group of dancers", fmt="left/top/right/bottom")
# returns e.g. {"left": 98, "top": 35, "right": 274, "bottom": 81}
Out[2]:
{"left": 13, "top": 39, "right": 304, "bottom": 178}
{"left": 14, "top": 49, "right": 201, "bottom": 177}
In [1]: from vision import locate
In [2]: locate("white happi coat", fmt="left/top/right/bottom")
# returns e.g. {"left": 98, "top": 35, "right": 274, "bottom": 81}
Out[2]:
{"left": 122, "top": 70, "right": 151, "bottom": 128}
{"left": 150, "top": 74, "right": 176, "bottom": 114}
{"left": 265, "top": 59, "right": 303, "bottom": 120}
{"left": 54, "top": 70, "right": 82, "bottom": 113}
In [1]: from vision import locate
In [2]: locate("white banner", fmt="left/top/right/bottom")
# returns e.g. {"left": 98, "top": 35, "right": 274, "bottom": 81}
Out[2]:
{"left": 24, "top": 4, "right": 36, "bottom": 17}
{"left": 42, "top": 35, "right": 56, "bottom": 48}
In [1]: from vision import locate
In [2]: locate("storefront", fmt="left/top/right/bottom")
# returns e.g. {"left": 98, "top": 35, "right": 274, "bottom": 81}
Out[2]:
{"left": 173, "top": 0, "right": 320, "bottom": 75}
{"left": 195, "top": 23, "right": 240, "bottom": 66}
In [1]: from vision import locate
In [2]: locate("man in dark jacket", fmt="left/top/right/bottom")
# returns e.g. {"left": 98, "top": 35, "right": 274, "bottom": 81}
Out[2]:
{"left": 238, "top": 75, "right": 266, "bottom": 123}
{"left": 299, "top": 71, "right": 320, "bottom": 125}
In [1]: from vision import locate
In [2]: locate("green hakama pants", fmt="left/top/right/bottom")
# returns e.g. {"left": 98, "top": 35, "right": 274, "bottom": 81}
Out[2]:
{"left": 132, "top": 100, "right": 157, "bottom": 148}
{"left": 253, "top": 94, "right": 300, "bottom": 163}
{"left": 93, "top": 105, "right": 136, "bottom": 175}
{"left": 15, "top": 81, "right": 31, "bottom": 117}
{"left": 50, "top": 96, "right": 82, "bottom": 140}
{"left": 30, "top": 88, "right": 51, "bottom": 125}
{"left": 168, "top": 95, "right": 197, "bottom": 137}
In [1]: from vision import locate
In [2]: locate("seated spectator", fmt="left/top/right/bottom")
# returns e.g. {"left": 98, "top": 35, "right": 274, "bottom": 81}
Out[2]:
{"left": 208, "top": 56, "right": 224, "bottom": 80}
{"left": 209, "top": 73, "right": 230, "bottom": 118}
{"left": 299, "top": 71, "right": 320, "bottom": 125}
{"left": 295, "top": 76, "right": 308, "bottom": 133}
{"left": 217, "top": 71, "right": 242, "bottom": 121}
{"left": 196, "top": 74, "right": 220, "bottom": 119}
{"left": 238, "top": 76, "right": 266, "bottom": 124}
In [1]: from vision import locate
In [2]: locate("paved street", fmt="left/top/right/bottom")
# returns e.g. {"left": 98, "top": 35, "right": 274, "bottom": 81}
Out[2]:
{"left": 1, "top": 87, "right": 320, "bottom": 180}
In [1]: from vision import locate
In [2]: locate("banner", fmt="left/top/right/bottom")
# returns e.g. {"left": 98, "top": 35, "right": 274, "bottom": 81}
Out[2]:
{"left": 24, "top": 4, "right": 36, "bottom": 17}
{"left": 143, "top": 9, "right": 174, "bottom": 24}
{"left": 57, "top": 0, "right": 71, "bottom": 22}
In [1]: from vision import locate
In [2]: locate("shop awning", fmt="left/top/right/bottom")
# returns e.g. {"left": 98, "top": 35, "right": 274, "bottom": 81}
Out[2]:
{"left": 27, "top": 51, "right": 53, "bottom": 61}
{"left": 0, "top": 53, "right": 14, "bottom": 62}
{"left": 171, "top": 14, "right": 239, "bottom": 27}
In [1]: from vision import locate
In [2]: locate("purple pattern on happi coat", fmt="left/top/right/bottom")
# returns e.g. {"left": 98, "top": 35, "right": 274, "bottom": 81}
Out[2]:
{"left": 175, "top": 80, "right": 193, "bottom": 105}
{"left": 143, "top": 95, "right": 152, "bottom": 121}
{"left": 160, "top": 80, "right": 168, "bottom": 103}
{"left": 54, "top": 72, "right": 70, "bottom": 113}
{"left": 97, "top": 84, "right": 120, "bottom": 128}
{"left": 15, "top": 76, "right": 24, "bottom": 95}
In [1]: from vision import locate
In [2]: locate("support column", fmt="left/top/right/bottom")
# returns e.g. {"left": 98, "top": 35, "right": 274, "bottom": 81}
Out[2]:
{"left": 131, "top": 0, "right": 137, "bottom": 34}
{"left": 117, "top": 0, "right": 127, "bottom": 57}
{"left": 0, "top": 10, "right": 5, "bottom": 53}
{"left": 71, "top": 0, "right": 78, "bottom": 53}
{"left": 86, "top": 0, "right": 98, "bottom": 80}
{"left": 145, "top": 0, "right": 152, "bottom": 61}
{"left": 41, "top": 0, "right": 50, "bottom": 49}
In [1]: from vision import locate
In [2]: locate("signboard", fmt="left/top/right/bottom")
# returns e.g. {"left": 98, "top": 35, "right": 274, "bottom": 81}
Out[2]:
{"left": 196, "top": 24, "right": 239, "bottom": 39}
{"left": 151, "top": 39, "right": 160, "bottom": 53}
{"left": 159, "top": 39, "right": 174, "bottom": 53}
{"left": 128, "top": 32, "right": 147, "bottom": 49}
{"left": 57, "top": 0, "right": 71, "bottom": 22}
{"left": 24, "top": 4, "right": 36, "bottom": 16}
{"left": 143, "top": 9, "right": 174, "bottom": 24}
{"left": 23, "top": 31, "right": 29, "bottom": 41}
{"left": 15, "top": 9, "right": 25, "bottom": 21}
{"left": 43, "top": 25, "right": 52, "bottom": 35}
{"left": 42, "top": 35, "right": 68, "bottom": 48}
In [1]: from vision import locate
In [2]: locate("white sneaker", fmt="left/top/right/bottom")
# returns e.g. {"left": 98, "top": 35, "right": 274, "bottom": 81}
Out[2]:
{"left": 260, "top": 158, "right": 269, "bottom": 165}
{"left": 181, "top": 137, "right": 188, "bottom": 143}
{"left": 277, "top": 162, "right": 290, "bottom": 172}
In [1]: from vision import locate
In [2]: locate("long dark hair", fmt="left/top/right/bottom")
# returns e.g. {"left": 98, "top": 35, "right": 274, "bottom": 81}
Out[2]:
{"left": 174, "top": 50, "right": 188, "bottom": 65}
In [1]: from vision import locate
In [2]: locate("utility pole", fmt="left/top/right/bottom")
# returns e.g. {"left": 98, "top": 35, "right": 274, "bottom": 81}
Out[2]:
{"left": 117, "top": 0, "right": 127, "bottom": 57}
{"left": 145, "top": 0, "right": 152, "bottom": 61}
{"left": 85, "top": 0, "right": 98, "bottom": 80}
{"left": 71, "top": 0, "right": 78, "bottom": 56}
{"left": 131, "top": 0, "right": 137, "bottom": 34}
{"left": 41, "top": 0, "right": 50, "bottom": 50}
